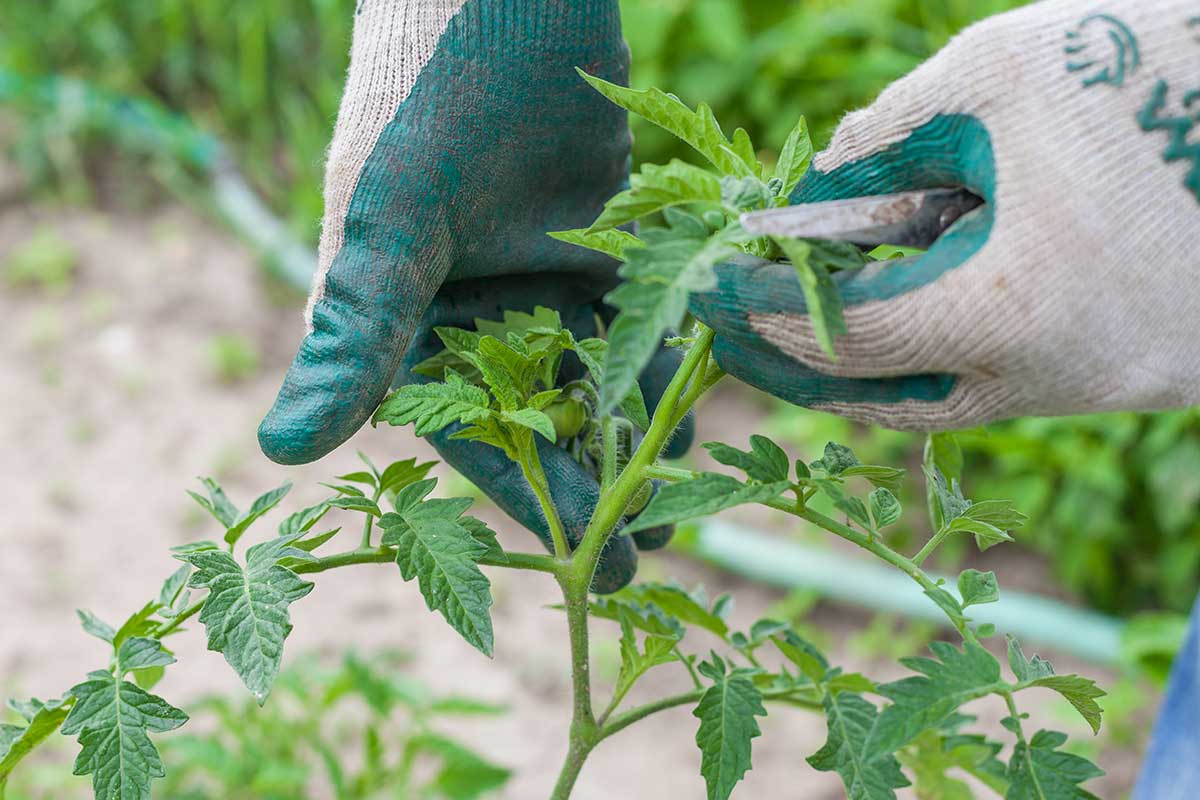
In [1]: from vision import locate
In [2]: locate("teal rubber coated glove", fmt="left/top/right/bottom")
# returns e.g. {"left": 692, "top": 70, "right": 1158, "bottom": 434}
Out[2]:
{"left": 396, "top": 276, "right": 689, "bottom": 593}
{"left": 258, "top": 1, "right": 690, "bottom": 591}
{"left": 692, "top": 0, "right": 1200, "bottom": 431}
{"left": 260, "top": 0, "right": 630, "bottom": 462}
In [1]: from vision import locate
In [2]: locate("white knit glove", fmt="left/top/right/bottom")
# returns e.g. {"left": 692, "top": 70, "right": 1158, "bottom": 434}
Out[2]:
{"left": 691, "top": 0, "right": 1200, "bottom": 431}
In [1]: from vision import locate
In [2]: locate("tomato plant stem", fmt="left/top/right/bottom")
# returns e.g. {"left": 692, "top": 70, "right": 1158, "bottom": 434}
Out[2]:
{"left": 550, "top": 573, "right": 599, "bottom": 800}
{"left": 522, "top": 443, "right": 572, "bottom": 561}
{"left": 912, "top": 528, "right": 951, "bottom": 567}
{"left": 574, "top": 327, "right": 716, "bottom": 583}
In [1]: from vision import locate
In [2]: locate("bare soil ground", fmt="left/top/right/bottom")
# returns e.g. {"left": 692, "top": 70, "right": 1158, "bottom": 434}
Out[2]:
{"left": 0, "top": 174, "right": 1152, "bottom": 798}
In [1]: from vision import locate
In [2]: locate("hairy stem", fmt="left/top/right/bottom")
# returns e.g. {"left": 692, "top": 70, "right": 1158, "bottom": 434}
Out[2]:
{"left": 600, "top": 685, "right": 822, "bottom": 742}
{"left": 291, "top": 546, "right": 561, "bottom": 576}
{"left": 601, "top": 415, "right": 618, "bottom": 492}
{"left": 574, "top": 327, "right": 716, "bottom": 581}
{"left": 549, "top": 327, "right": 719, "bottom": 798}
{"left": 550, "top": 574, "right": 600, "bottom": 800}
{"left": 771, "top": 500, "right": 974, "bottom": 640}
{"left": 359, "top": 513, "right": 375, "bottom": 550}
{"left": 521, "top": 442, "right": 572, "bottom": 561}
{"left": 912, "top": 527, "right": 951, "bottom": 567}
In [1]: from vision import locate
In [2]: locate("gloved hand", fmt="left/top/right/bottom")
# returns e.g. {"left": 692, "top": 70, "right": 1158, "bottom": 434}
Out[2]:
{"left": 257, "top": 0, "right": 688, "bottom": 591}
{"left": 692, "top": 0, "right": 1200, "bottom": 431}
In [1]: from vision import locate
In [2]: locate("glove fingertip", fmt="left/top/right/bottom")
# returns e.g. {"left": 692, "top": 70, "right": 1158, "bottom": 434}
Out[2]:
{"left": 631, "top": 524, "right": 674, "bottom": 552}
{"left": 590, "top": 534, "right": 638, "bottom": 594}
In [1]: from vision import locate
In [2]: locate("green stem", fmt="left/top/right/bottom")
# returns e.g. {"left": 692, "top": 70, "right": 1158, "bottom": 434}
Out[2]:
{"left": 521, "top": 442, "right": 572, "bottom": 561}
{"left": 669, "top": 355, "right": 719, "bottom": 431}
{"left": 550, "top": 574, "right": 600, "bottom": 800}
{"left": 574, "top": 327, "right": 716, "bottom": 583}
{"left": 644, "top": 464, "right": 697, "bottom": 482}
{"left": 912, "top": 527, "right": 951, "bottom": 567}
{"left": 599, "top": 685, "right": 821, "bottom": 742}
{"left": 675, "top": 646, "right": 702, "bottom": 689}
{"left": 601, "top": 415, "right": 618, "bottom": 492}
{"left": 291, "top": 546, "right": 561, "bottom": 576}
{"left": 359, "top": 513, "right": 375, "bottom": 550}
{"left": 770, "top": 499, "right": 973, "bottom": 640}
{"left": 155, "top": 599, "right": 204, "bottom": 638}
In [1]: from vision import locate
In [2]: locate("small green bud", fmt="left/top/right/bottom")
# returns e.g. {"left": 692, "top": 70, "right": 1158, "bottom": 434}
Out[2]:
{"left": 702, "top": 210, "right": 727, "bottom": 230}
{"left": 545, "top": 397, "right": 587, "bottom": 439}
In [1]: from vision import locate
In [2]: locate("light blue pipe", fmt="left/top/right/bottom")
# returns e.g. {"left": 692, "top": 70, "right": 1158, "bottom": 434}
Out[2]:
{"left": 0, "top": 69, "right": 316, "bottom": 293}
{"left": 683, "top": 518, "right": 1125, "bottom": 665}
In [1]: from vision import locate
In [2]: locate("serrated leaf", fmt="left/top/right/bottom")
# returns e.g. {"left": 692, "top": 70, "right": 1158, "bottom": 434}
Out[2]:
{"left": 459, "top": 516, "right": 505, "bottom": 562}
{"left": 775, "top": 236, "right": 847, "bottom": 359}
{"left": 379, "top": 482, "right": 494, "bottom": 656}
{"left": 588, "top": 596, "right": 686, "bottom": 639}
{"left": 292, "top": 527, "right": 341, "bottom": 554}
{"left": 842, "top": 465, "right": 907, "bottom": 494}
{"left": 613, "top": 583, "right": 730, "bottom": 639}
{"left": 869, "top": 488, "right": 902, "bottom": 529}
{"left": 374, "top": 371, "right": 493, "bottom": 436}
{"left": 548, "top": 227, "right": 643, "bottom": 260}
{"left": 622, "top": 473, "right": 789, "bottom": 534}
{"left": 615, "top": 607, "right": 680, "bottom": 701}
{"left": 112, "top": 602, "right": 159, "bottom": 649}
{"left": 600, "top": 209, "right": 743, "bottom": 416}
{"left": 925, "top": 587, "right": 967, "bottom": 628}
{"left": 463, "top": 336, "right": 540, "bottom": 412}
{"left": 815, "top": 479, "right": 872, "bottom": 530}
{"left": 772, "top": 630, "right": 830, "bottom": 685}
{"left": 77, "top": 609, "right": 116, "bottom": 643}
{"left": 925, "top": 466, "right": 970, "bottom": 527}
{"left": 1006, "top": 729, "right": 1103, "bottom": 799}
{"left": 812, "top": 442, "right": 861, "bottom": 475}
{"left": 925, "top": 433, "right": 963, "bottom": 484}
{"left": 809, "top": 691, "right": 910, "bottom": 800}
{"left": 579, "top": 70, "right": 755, "bottom": 177}
{"left": 0, "top": 699, "right": 70, "bottom": 785}
{"left": 899, "top": 727, "right": 1008, "bottom": 800}
{"left": 61, "top": 673, "right": 188, "bottom": 800}
{"left": 693, "top": 656, "right": 767, "bottom": 800}
{"left": 327, "top": 495, "right": 382, "bottom": 516}
{"left": 947, "top": 517, "right": 1013, "bottom": 551}
{"left": 156, "top": 565, "right": 191, "bottom": 610}
{"left": 573, "top": 337, "right": 651, "bottom": 430}
{"left": 181, "top": 531, "right": 315, "bottom": 703}
{"left": 962, "top": 500, "right": 1028, "bottom": 531}
{"left": 335, "top": 471, "right": 377, "bottom": 487}
{"left": 590, "top": 159, "right": 723, "bottom": 231}
{"left": 379, "top": 458, "right": 439, "bottom": 495}
{"left": 116, "top": 637, "right": 175, "bottom": 674}
{"left": 702, "top": 435, "right": 789, "bottom": 483}
{"left": 501, "top": 408, "right": 556, "bottom": 442}
{"left": 867, "top": 641, "right": 1004, "bottom": 758}
{"left": 277, "top": 502, "right": 330, "bottom": 537}
{"left": 958, "top": 569, "right": 999, "bottom": 608}
{"left": 729, "top": 127, "right": 759, "bottom": 176}
{"left": 1007, "top": 638, "right": 1056, "bottom": 683}
{"left": 1026, "top": 676, "right": 1105, "bottom": 735}
{"left": 773, "top": 116, "right": 813, "bottom": 197}
{"left": 434, "top": 326, "right": 483, "bottom": 358}
{"left": 224, "top": 481, "right": 292, "bottom": 546}
{"left": 187, "top": 478, "right": 238, "bottom": 528}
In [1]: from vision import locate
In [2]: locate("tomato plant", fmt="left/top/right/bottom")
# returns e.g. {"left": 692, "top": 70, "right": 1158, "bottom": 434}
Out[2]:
{"left": 0, "top": 78, "right": 1108, "bottom": 800}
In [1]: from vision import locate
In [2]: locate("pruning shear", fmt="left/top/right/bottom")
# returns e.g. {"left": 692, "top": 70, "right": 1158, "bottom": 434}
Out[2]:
{"left": 740, "top": 188, "right": 984, "bottom": 249}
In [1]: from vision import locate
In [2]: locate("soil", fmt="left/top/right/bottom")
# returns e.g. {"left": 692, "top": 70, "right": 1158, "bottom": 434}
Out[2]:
{"left": 0, "top": 167, "right": 1153, "bottom": 798}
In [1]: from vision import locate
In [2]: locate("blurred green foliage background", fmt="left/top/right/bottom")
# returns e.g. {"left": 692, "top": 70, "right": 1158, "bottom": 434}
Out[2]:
{"left": 4, "top": 0, "right": 1199, "bottom": 619}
